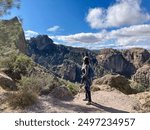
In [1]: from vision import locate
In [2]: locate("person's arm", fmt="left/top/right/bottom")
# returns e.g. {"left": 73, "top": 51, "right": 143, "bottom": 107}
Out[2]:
{"left": 83, "top": 65, "right": 89, "bottom": 78}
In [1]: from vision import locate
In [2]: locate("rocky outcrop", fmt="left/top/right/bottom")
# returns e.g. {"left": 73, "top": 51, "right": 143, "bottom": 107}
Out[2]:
{"left": 96, "top": 49, "right": 135, "bottom": 77}
{"left": 93, "top": 74, "right": 136, "bottom": 94}
{"left": 50, "top": 85, "right": 73, "bottom": 100}
{"left": 27, "top": 35, "right": 57, "bottom": 55}
{"left": 122, "top": 48, "right": 150, "bottom": 69}
{"left": 0, "top": 17, "right": 27, "bottom": 53}
{"left": 0, "top": 73, "right": 16, "bottom": 90}
{"left": 132, "top": 64, "right": 150, "bottom": 88}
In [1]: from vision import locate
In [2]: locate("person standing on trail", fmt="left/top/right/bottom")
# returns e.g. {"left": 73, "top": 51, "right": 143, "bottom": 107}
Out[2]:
{"left": 81, "top": 53, "right": 94, "bottom": 105}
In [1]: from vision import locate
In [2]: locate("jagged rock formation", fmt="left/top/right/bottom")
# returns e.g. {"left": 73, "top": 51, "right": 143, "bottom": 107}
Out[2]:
{"left": 26, "top": 35, "right": 150, "bottom": 83}
{"left": 122, "top": 48, "right": 150, "bottom": 69}
{"left": 26, "top": 35, "right": 97, "bottom": 82}
{"left": 0, "top": 17, "right": 27, "bottom": 54}
{"left": 96, "top": 48, "right": 136, "bottom": 77}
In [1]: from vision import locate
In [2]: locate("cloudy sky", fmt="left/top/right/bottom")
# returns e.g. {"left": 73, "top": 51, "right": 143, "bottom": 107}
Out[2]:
{"left": 2, "top": 0, "right": 150, "bottom": 49}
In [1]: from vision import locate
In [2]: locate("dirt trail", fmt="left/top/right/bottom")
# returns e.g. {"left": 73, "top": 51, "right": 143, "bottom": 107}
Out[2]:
{"left": 24, "top": 91, "right": 141, "bottom": 113}
{"left": 0, "top": 87, "right": 142, "bottom": 113}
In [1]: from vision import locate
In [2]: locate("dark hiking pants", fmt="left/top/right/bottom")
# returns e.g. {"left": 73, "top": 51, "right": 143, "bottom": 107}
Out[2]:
{"left": 84, "top": 80, "right": 92, "bottom": 102}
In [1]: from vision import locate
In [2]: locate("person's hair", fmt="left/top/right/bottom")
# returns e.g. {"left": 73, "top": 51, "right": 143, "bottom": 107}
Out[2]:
{"left": 84, "top": 57, "right": 89, "bottom": 65}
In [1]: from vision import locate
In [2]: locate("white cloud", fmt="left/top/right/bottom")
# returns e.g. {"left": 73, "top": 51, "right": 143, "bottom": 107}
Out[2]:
{"left": 47, "top": 25, "right": 60, "bottom": 32}
{"left": 50, "top": 24, "right": 150, "bottom": 49}
{"left": 51, "top": 31, "right": 106, "bottom": 43}
{"left": 110, "top": 24, "right": 150, "bottom": 46}
{"left": 86, "top": 8, "right": 106, "bottom": 29}
{"left": 25, "top": 30, "right": 39, "bottom": 40}
{"left": 86, "top": 0, "right": 150, "bottom": 28}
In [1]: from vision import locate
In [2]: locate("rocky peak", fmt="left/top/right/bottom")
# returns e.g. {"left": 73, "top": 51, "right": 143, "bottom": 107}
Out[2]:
{"left": 28, "top": 35, "right": 55, "bottom": 51}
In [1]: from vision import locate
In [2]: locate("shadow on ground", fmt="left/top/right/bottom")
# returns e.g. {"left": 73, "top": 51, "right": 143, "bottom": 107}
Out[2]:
{"left": 91, "top": 102, "right": 129, "bottom": 113}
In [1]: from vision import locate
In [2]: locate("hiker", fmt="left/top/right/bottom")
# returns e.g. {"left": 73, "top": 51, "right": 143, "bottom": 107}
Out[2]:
{"left": 81, "top": 53, "right": 93, "bottom": 105}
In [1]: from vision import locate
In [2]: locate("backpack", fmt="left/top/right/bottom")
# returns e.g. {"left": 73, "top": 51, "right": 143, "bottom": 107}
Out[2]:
{"left": 88, "top": 65, "right": 94, "bottom": 80}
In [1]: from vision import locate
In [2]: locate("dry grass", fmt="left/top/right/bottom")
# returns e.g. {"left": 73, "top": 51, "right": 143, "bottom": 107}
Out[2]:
{"left": 7, "top": 90, "right": 38, "bottom": 109}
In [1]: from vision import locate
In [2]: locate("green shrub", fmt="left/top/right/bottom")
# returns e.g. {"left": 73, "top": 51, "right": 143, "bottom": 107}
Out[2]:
{"left": 19, "top": 76, "right": 43, "bottom": 94}
{"left": 13, "top": 53, "right": 33, "bottom": 74}
{"left": 60, "top": 79, "right": 80, "bottom": 95}
{"left": 18, "top": 75, "right": 62, "bottom": 95}
{"left": 0, "top": 52, "right": 17, "bottom": 70}
{"left": 1, "top": 52, "right": 33, "bottom": 75}
{"left": 7, "top": 90, "right": 38, "bottom": 109}
{"left": 46, "top": 77, "right": 62, "bottom": 91}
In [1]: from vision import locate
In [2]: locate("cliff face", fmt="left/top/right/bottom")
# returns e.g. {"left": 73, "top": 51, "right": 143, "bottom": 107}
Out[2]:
{"left": 96, "top": 48, "right": 136, "bottom": 77}
{"left": 0, "top": 17, "right": 27, "bottom": 54}
{"left": 122, "top": 48, "right": 150, "bottom": 69}
{"left": 96, "top": 48, "right": 150, "bottom": 78}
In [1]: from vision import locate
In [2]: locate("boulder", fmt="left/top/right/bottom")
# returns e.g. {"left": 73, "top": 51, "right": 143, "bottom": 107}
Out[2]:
{"left": 50, "top": 85, "right": 73, "bottom": 100}
{"left": 0, "top": 73, "right": 16, "bottom": 90}
{"left": 93, "top": 74, "right": 135, "bottom": 94}
{"left": 132, "top": 64, "right": 150, "bottom": 88}
{"left": 91, "top": 84, "right": 116, "bottom": 92}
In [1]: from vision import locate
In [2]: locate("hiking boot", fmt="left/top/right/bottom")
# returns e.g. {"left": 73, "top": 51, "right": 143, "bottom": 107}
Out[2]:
{"left": 83, "top": 98, "right": 88, "bottom": 101}
{"left": 86, "top": 101, "right": 92, "bottom": 105}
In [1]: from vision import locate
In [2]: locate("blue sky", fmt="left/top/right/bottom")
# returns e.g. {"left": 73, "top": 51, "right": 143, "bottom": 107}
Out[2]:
{"left": 2, "top": 0, "right": 150, "bottom": 49}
